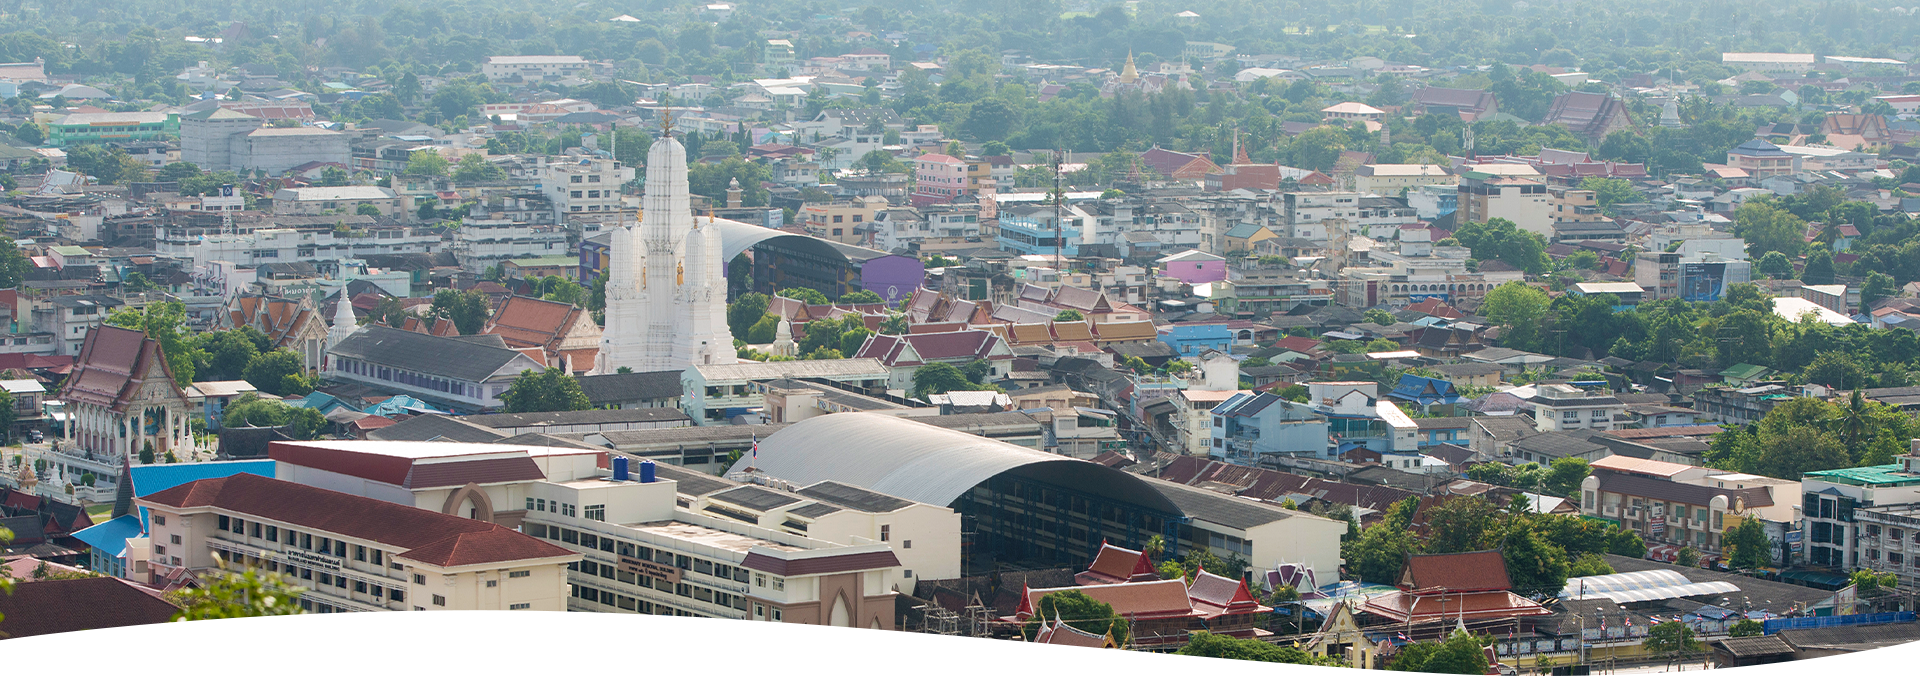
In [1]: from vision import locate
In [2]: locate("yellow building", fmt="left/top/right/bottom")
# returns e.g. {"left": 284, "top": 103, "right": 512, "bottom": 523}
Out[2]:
{"left": 800, "top": 197, "right": 884, "bottom": 244}
{"left": 1355, "top": 164, "right": 1454, "bottom": 197}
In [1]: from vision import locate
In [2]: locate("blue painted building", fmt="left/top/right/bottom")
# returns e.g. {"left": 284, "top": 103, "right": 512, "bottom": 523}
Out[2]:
{"left": 1157, "top": 323, "right": 1260, "bottom": 358}
{"left": 126, "top": 460, "right": 277, "bottom": 528}
{"left": 1385, "top": 374, "right": 1461, "bottom": 411}
{"left": 995, "top": 207, "right": 1083, "bottom": 257}
{"left": 1210, "top": 392, "right": 1329, "bottom": 460}
{"left": 71, "top": 514, "right": 144, "bottom": 579}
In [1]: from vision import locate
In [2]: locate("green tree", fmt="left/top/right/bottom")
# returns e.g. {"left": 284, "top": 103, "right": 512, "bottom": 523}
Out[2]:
{"left": 1364, "top": 308, "right": 1396, "bottom": 325}
{"left": 839, "top": 290, "right": 884, "bottom": 304}
{"left": 1861, "top": 272, "right": 1896, "bottom": 309}
{"left": 1724, "top": 517, "right": 1772, "bottom": 569}
{"left": 1288, "top": 125, "right": 1347, "bottom": 172}
{"left": 1424, "top": 496, "right": 1503, "bottom": 554}
{"left": 1801, "top": 244, "right": 1836, "bottom": 285}
{"left": 1022, "top": 590, "right": 1129, "bottom": 646}
{"left": 320, "top": 166, "right": 350, "bottom": 187}
{"left": 1481, "top": 280, "right": 1551, "bottom": 349}
{"left": 1729, "top": 619, "right": 1764, "bottom": 637}
{"left": 912, "top": 363, "right": 975, "bottom": 396}
{"left": 430, "top": 289, "right": 489, "bottom": 335}
{"left": 1578, "top": 177, "right": 1637, "bottom": 215}
{"left": 1850, "top": 569, "right": 1898, "bottom": 593}
{"left": 1543, "top": 458, "right": 1591, "bottom": 498}
{"left": 1569, "top": 552, "right": 1615, "bottom": 577}
{"left": 1453, "top": 219, "right": 1548, "bottom": 274}
{"left": 1644, "top": 621, "right": 1701, "bottom": 661}
{"left": 405, "top": 149, "right": 449, "bottom": 177}
{"left": 746, "top": 315, "right": 780, "bottom": 344}
{"left": 220, "top": 395, "right": 327, "bottom": 439}
{"left": 169, "top": 558, "right": 306, "bottom": 620}
{"left": 839, "top": 327, "right": 873, "bottom": 356}
{"left": 1055, "top": 309, "right": 1084, "bottom": 322}
{"left": 1734, "top": 199, "right": 1806, "bottom": 259}
{"left": 1389, "top": 629, "right": 1490, "bottom": 674}
{"left": 1752, "top": 426, "right": 1849, "bottom": 479}
{"left": 1676, "top": 546, "right": 1699, "bottom": 567}
{"left": 1341, "top": 522, "right": 1417, "bottom": 584}
{"left": 451, "top": 153, "right": 504, "bottom": 182}
{"left": 1502, "top": 525, "right": 1572, "bottom": 594}
{"left": 105, "top": 301, "right": 197, "bottom": 385}
{"left": 1177, "top": 631, "right": 1335, "bottom": 664}
{"left": 242, "top": 350, "right": 307, "bottom": 396}
{"left": 776, "top": 287, "right": 830, "bottom": 305}
{"left": 499, "top": 368, "right": 593, "bottom": 413}
{"left": 727, "top": 293, "right": 771, "bottom": 341}
{"left": 1756, "top": 251, "right": 1794, "bottom": 279}
{"left": 356, "top": 203, "right": 382, "bottom": 217}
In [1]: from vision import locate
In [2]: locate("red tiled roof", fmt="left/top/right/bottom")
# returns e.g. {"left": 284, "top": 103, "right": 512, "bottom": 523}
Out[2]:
{"left": 1077, "top": 542, "right": 1159, "bottom": 585}
{"left": 1020, "top": 580, "right": 1199, "bottom": 621}
{"left": 1400, "top": 550, "right": 1511, "bottom": 592}
{"left": 57, "top": 325, "right": 187, "bottom": 413}
{"left": 0, "top": 577, "right": 181, "bottom": 637}
{"left": 138, "top": 473, "right": 576, "bottom": 568}
{"left": 740, "top": 550, "right": 902, "bottom": 576}
{"left": 1359, "top": 590, "right": 1550, "bottom": 624}
{"left": 1188, "top": 568, "right": 1267, "bottom": 619}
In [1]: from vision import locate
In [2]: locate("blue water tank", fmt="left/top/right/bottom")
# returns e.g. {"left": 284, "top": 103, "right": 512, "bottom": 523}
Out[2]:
{"left": 639, "top": 459, "right": 656, "bottom": 483}
{"left": 612, "top": 456, "right": 630, "bottom": 482}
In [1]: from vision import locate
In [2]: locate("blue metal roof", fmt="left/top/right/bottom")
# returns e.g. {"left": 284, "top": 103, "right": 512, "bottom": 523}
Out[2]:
{"left": 71, "top": 514, "right": 144, "bottom": 558}
{"left": 130, "top": 460, "right": 277, "bottom": 528}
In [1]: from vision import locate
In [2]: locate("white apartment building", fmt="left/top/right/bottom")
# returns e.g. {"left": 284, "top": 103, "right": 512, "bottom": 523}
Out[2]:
{"left": 1531, "top": 384, "right": 1627, "bottom": 432}
{"left": 1801, "top": 445, "right": 1920, "bottom": 586}
{"left": 682, "top": 359, "right": 890, "bottom": 425}
{"left": 541, "top": 157, "right": 635, "bottom": 219}
{"left": 154, "top": 226, "right": 443, "bottom": 270}
{"left": 265, "top": 439, "right": 931, "bottom": 626}
{"left": 135, "top": 472, "right": 581, "bottom": 613}
{"left": 484, "top": 55, "right": 594, "bottom": 81}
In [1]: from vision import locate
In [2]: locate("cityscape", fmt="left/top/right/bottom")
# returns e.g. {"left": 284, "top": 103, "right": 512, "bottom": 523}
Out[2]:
{"left": 1, "top": 0, "right": 1919, "bottom": 670}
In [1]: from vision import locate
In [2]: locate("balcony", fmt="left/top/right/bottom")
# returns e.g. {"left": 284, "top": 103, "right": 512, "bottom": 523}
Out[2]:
{"left": 1601, "top": 505, "right": 1619, "bottom": 517}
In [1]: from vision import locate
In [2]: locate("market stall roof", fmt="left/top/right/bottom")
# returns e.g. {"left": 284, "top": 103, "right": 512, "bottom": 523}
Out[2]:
{"left": 1558, "top": 568, "right": 1742, "bottom": 603}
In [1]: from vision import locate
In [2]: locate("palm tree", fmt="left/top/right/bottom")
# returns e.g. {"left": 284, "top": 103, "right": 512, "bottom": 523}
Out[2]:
{"left": 1143, "top": 535, "right": 1166, "bottom": 561}
{"left": 1825, "top": 390, "right": 1873, "bottom": 457}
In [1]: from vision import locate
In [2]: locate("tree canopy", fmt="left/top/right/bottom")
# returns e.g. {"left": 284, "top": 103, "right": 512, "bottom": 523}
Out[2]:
{"left": 499, "top": 368, "right": 593, "bottom": 413}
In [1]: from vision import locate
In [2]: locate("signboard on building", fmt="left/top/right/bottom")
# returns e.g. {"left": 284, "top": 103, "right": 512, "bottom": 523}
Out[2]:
{"left": 1786, "top": 530, "right": 1803, "bottom": 553}
{"left": 286, "top": 550, "right": 342, "bottom": 571}
{"left": 1650, "top": 515, "right": 1665, "bottom": 535}
{"left": 620, "top": 555, "right": 682, "bottom": 584}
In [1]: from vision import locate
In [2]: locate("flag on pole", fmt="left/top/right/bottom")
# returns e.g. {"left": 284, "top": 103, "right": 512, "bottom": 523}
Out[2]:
{"left": 751, "top": 433, "right": 759, "bottom": 468}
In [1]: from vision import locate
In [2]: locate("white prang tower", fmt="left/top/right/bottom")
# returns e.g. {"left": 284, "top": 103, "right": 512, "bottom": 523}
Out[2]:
{"left": 596, "top": 132, "right": 736, "bottom": 373}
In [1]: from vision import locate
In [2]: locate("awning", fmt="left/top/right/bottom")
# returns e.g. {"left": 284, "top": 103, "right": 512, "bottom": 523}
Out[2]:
{"left": 1779, "top": 570, "right": 1851, "bottom": 588}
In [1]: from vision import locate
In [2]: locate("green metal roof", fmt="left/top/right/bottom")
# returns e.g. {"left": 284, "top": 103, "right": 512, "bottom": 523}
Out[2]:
{"left": 1718, "top": 363, "right": 1771, "bottom": 380}
{"left": 1803, "top": 463, "right": 1920, "bottom": 486}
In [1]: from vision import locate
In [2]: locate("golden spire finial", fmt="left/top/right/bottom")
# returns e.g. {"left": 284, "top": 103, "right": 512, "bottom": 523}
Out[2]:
{"left": 660, "top": 92, "right": 674, "bottom": 138}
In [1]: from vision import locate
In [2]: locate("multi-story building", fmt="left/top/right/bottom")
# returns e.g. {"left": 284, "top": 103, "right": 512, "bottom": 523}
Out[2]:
{"left": 1281, "top": 192, "right": 1359, "bottom": 240}
{"left": 910, "top": 153, "right": 968, "bottom": 207}
{"left": 326, "top": 325, "right": 547, "bottom": 412}
{"left": 799, "top": 198, "right": 883, "bottom": 244}
{"left": 1406, "top": 183, "right": 1459, "bottom": 220}
{"left": 1457, "top": 172, "right": 1552, "bottom": 236}
{"left": 265, "top": 439, "right": 952, "bottom": 614}
{"left": 681, "top": 359, "right": 891, "bottom": 425}
{"left": 47, "top": 112, "right": 179, "bottom": 147}
{"left": 1690, "top": 384, "right": 1793, "bottom": 425}
{"left": 1580, "top": 455, "right": 1798, "bottom": 560}
{"left": 31, "top": 295, "right": 123, "bottom": 356}
{"left": 1549, "top": 187, "right": 1600, "bottom": 222}
{"left": 996, "top": 204, "right": 1091, "bottom": 257}
{"left": 271, "top": 186, "right": 403, "bottom": 217}
{"left": 1531, "top": 384, "right": 1626, "bottom": 432}
{"left": 1800, "top": 446, "right": 1920, "bottom": 579}
{"left": 154, "top": 225, "right": 441, "bottom": 269}
{"left": 1354, "top": 165, "right": 1452, "bottom": 198}
{"left": 1726, "top": 139, "right": 1795, "bottom": 178}
{"left": 135, "top": 473, "right": 581, "bottom": 612}
{"left": 1209, "top": 391, "right": 1329, "bottom": 461}
{"left": 483, "top": 55, "right": 593, "bottom": 81}
{"left": 541, "top": 157, "right": 635, "bottom": 219}
{"left": 455, "top": 218, "right": 571, "bottom": 273}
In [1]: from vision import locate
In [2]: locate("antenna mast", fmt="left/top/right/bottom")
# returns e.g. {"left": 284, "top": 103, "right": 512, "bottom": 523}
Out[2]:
{"left": 1052, "top": 149, "right": 1065, "bottom": 267}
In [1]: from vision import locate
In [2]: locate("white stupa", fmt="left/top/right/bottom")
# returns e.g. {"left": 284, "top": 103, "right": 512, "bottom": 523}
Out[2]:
{"left": 596, "top": 134, "right": 737, "bottom": 373}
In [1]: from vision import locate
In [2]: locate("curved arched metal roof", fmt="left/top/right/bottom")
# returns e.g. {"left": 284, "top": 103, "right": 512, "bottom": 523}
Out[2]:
{"left": 727, "top": 413, "right": 1181, "bottom": 514}
{"left": 1558, "top": 569, "right": 1742, "bottom": 603}
{"left": 710, "top": 219, "right": 889, "bottom": 264}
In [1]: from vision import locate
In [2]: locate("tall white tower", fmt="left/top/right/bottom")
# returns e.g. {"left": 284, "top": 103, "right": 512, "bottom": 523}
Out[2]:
{"left": 596, "top": 135, "right": 737, "bottom": 373}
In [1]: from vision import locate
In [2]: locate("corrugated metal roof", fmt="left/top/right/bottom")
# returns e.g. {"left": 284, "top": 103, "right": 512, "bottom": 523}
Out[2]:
{"left": 1558, "top": 569, "right": 1742, "bottom": 603}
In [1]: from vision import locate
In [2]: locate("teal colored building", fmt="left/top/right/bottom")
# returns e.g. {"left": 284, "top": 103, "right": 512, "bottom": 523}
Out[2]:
{"left": 47, "top": 112, "right": 180, "bottom": 147}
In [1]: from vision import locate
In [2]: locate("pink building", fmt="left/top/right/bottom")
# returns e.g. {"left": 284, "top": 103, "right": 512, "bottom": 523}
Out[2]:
{"left": 911, "top": 153, "right": 967, "bottom": 207}
{"left": 1157, "top": 250, "right": 1227, "bottom": 284}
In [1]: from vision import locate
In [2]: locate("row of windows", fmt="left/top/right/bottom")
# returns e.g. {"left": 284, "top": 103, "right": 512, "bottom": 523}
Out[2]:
{"left": 217, "top": 514, "right": 401, "bottom": 569}
{"left": 569, "top": 190, "right": 610, "bottom": 199}
{"left": 526, "top": 497, "right": 581, "bottom": 518}
{"left": 529, "top": 522, "right": 754, "bottom": 586}
{"left": 571, "top": 582, "right": 703, "bottom": 616}
{"left": 568, "top": 175, "right": 604, "bottom": 183}
{"left": 570, "top": 559, "right": 750, "bottom": 610}
{"left": 337, "top": 358, "right": 484, "bottom": 398}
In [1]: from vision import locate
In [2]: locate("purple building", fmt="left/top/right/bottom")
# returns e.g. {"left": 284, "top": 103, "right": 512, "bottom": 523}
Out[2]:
{"left": 859, "top": 254, "right": 927, "bottom": 307}
{"left": 1158, "top": 250, "right": 1227, "bottom": 284}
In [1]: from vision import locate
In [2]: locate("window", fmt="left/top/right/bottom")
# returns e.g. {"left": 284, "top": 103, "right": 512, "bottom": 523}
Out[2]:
{"left": 153, "top": 515, "right": 166, "bottom": 526}
{"left": 772, "top": 609, "right": 782, "bottom": 621}
{"left": 755, "top": 574, "right": 766, "bottom": 587}
{"left": 355, "top": 546, "right": 366, "bottom": 562}
{"left": 880, "top": 525, "right": 890, "bottom": 542}
{"left": 1562, "top": 411, "right": 1577, "bottom": 420}
{"left": 433, "top": 594, "right": 447, "bottom": 606}
{"left": 218, "top": 515, "right": 230, "bottom": 531}
{"left": 391, "top": 589, "right": 406, "bottom": 602}
{"left": 586, "top": 504, "right": 605, "bottom": 521}
{"left": 772, "top": 578, "right": 785, "bottom": 591}
{"left": 487, "top": 580, "right": 498, "bottom": 588}
{"left": 510, "top": 570, "right": 531, "bottom": 578}
{"left": 250, "top": 522, "right": 262, "bottom": 538}
{"left": 170, "top": 534, "right": 182, "bottom": 545}
{"left": 571, "top": 176, "right": 583, "bottom": 183}
{"left": 904, "top": 540, "right": 912, "bottom": 549}
{"left": 526, "top": 498, "right": 535, "bottom": 511}
{"left": 373, "top": 550, "right": 384, "bottom": 565}
{"left": 510, "top": 603, "right": 531, "bottom": 610}
{"left": 414, "top": 574, "right": 427, "bottom": 585}
{"left": 155, "top": 545, "right": 167, "bottom": 556}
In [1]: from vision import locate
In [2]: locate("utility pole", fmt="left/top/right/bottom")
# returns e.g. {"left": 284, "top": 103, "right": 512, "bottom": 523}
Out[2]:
{"left": 1052, "top": 148, "right": 1065, "bottom": 267}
